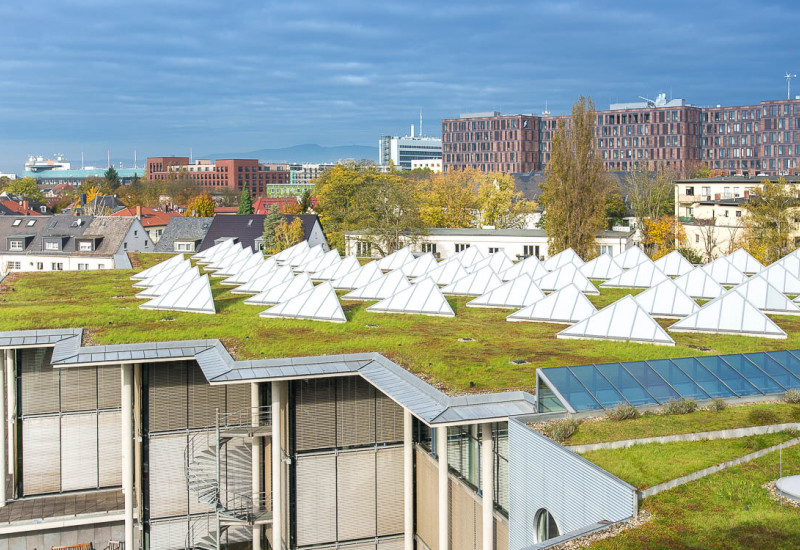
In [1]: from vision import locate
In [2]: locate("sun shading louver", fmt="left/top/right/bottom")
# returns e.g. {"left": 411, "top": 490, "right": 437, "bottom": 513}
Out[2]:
{"left": 653, "top": 250, "right": 694, "bottom": 277}
{"left": 669, "top": 291, "right": 787, "bottom": 339}
{"left": 633, "top": 278, "right": 700, "bottom": 318}
{"left": 140, "top": 274, "right": 215, "bottom": 314}
{"left": 259, "top": 282, "right": 346, "bottom": 323}
{"left": 506, "top": 283, "right": 596, "bottom": 324}
{"left": 466, "top": 274, "right": 545, "bottom": 309}
{"left": 366, "top": 277, "right": 454, "bottom": 317}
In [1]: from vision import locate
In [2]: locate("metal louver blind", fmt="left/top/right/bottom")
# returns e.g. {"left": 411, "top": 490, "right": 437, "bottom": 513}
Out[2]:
{"left": 225, "top": 382, "right": 251, "bottom": 416}
{"left": 376, "top": 393, "right": 404, "bottom": 444}
{"left": 188, "top": 364, "right": 226, "bottom": 429}
{"left": 495, "top": 516, "right": 509, "bottom": 550}
{"left": 149, "top": 519, "right": 190, "bottom": 550}
{"left": 60, "top": 367, "right": 97, "bottom": 413}
{"left": 20, "top": 348, "right": 59, "bottom": 415}
{"left": 415, "top": 448, "right": 439, "bottom": 550}
{"left": 22, "top": 416, "right": 60, "bottom": 495}
{"left": 61, "top": 413, "right": 99, "bottom": 491}
{"left": 376, "top": 446, "right": 404, "bottom": 536}
{"left": 98, "top": 365, "right": 121, "bottom": 409}
{"left": 377, "top": 538, "right": 405, "bottom": 549}
{"left": 98, "top": 410, "right": 122, "bottom": 487}
{"left": 337, "top": 377, "right": 375, "bottom": 448}
{"left": 295, "top": 453, "right": 337, "bottom": 546}
{"left": 449, "top": 480, "right": 478, "bottom": 550}
{"left": 148, "top": 435, "right": 189, "bottom": 519}
{"left": 294, "top": 379, "right": 336, "bottom": 451}
{"left": 148, "top": 363, "right": 187, "bottom": 433}
{"left": 337, "top": 449, "right": 377, "bottom": 541}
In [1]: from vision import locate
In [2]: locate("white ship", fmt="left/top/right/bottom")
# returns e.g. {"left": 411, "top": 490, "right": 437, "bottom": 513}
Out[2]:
{"left": 24, "top": 154, "right": 71, "bottom": 172}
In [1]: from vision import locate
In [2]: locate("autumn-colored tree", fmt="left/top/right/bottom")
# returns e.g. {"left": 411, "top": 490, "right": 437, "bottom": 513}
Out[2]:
{"left": 742, "top": 177, "right": 799, "bottom": 264}
{"left": 185, "top": 193, "right": 215, "bottom": 217}
{"left": 118, "top": 177, "right": 163, "bottom": 207}
{"left": 167, "top": 169, "right": 202, "bottom": 205}
{"left": 477, "top": 175, "right": 536, "bottom": 229}
{"left": 417, "top": 168, "right": 480, "bottom": 228}
{"left": 282, "top": 200, "right": 303, "bottom": 215}
{"left": 643, "top": 216, "right": 686, "bottom": 259}
{"left": 273, "top": 218, "right": 304, "bottom": 253}
{"left": 78, "top": 176, "right": 114, "bottom": 196}
{"left": 540, "top": 96, "right": 612, "bottom": 259}
{"left": 299, "top": 189, "right": 312, "bottom": 212}
{"left": 1, "top": 176, "right": 45, "bottom": 201}
{"left": 695, "top": 217, "right": 720, "bottom": 262}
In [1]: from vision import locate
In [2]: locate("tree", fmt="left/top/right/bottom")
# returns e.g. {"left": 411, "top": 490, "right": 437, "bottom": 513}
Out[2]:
{"left": 261, "top": 205, "right": 283, "bottom": 254}
{"left": 605, "top": 183, "right": 628, "bottom": 229}
{"left": 417, "top": 169, "right": 480, "bottom": 228}
{"left": 274, "top": 218, "right": 304, "bottom": 252}
{"left": 237, "top": 188, "right": 254, "bottom": 215}
{"left": 78, "top": 176, "right": 114, "bottom": 196}
{"left": 118, "top": 177, "right": 162, "bottom": 207}
{"left": 539, "top": 96, "right": 612, "bottom": 259}
{"left": 299, "top": 189, "right": 312, "bottom": 212}
{"left": 104, "top": 167, "right": 120, "bottom": 191}
{"left": 695, "top": 217, "right": 720, "bottom": 262}
{"left": 642, "top": 216, "right": 686, "bottom": 259}
{"left": 185, "top": 193, "right": 215, "bottom": 217}
{"left": 742, "top": 177, "right": 798, "bottom": 264}
{"left": 218, "top": 187, "right": 239, "bottom": 208}
{"left": 356, "top": 173, "right": 425, "bottom": 255}
{"left": 166, "top": 169, "right": 202, "bottom": 205}
{"left": 1, "top": 176, "right": 45, "bottom": 202}
{"left": 477, "top": 174, "right": 537, "bottom": 229}
{"left": 626, "top": 165, "right": 675, "bottom": 254}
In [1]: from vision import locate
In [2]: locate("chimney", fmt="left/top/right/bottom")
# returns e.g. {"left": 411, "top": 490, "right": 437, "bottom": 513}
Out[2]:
{"left": 136, "top": 205, "right": 142, "bottom": 220}
{"left": 744, "top": 190, "right": 750, "bottom": 198}
{"left": 22, "top": 200, "right": 29, "bottom": 213}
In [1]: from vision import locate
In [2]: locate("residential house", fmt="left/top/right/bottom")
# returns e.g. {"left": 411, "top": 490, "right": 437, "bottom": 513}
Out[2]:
{"left": 111, "top": 206, "right": 182, "bottom": 244}
{"left": 153, "top": 217, "right": 213, "bottom": 254}
{"left": 198, "top": 214, "right": 328, "bottom": 252}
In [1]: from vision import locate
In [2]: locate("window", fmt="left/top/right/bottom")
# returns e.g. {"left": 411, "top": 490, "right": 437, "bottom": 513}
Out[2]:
{"left": 8, "top": 240, "right": 23, "bottom": 251}
{"left": 79, "top": 241, "right": 93, "bottom": 251}
{"left": 11, "top": 219, "right": 21, "bottom": 227}
{"left": 36, "top": 262, "right": 43, "bottom": 270}
{"left": 534, "top": 509, "right": 560, "bottom": 543}
{"left": 134, "top": 230, "right": 138, "bottom": 236}
{"left": 45, "top": 241, "right": 59, "bottom": 251}
{"left": 123, "top": 242, "right": 127, "bottom": 250}
{"left": 736, "top": 210, "right": 742, "bottom": 218}
{"left": 685, "top": 186, "right": 694, "bottom": 196}
{"left": 488, "top": 247, "right": 502, "bottom": 254}
{"left": 356, "top": 241, "right": 371, "bottom": 256}
{"left": 422, "top": 243, "right": 437, "bottom": 254}
{"left": 175, "top": 242, "right": 195, "bottom": 252}
{"left": 5, "top": 261, "right": 20, "bottom": 270}
{"left": 695, "top": 234, "right": 700, "bottom": 243}
{"left": 26, "top": 220, "right": 35, "bottom": 227}
{"left": 77, "top": 263, "right": 88, "bottom": 270}
{"left": 455, "top": 243, "right": 470, "bottom": 253}
{"left": 523, "top": 245, "right": 539, "bottom": 258}
{"left": 51, "top": 263, "right": 63, "bottom": 271}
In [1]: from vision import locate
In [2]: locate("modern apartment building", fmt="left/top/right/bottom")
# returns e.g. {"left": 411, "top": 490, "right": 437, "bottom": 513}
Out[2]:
{"left": 146, "top": 158, "right": 290, "bottom": 198}
{"left": 379, "top": 131, "right": 442, "bottom": 171}
{"left": 442, "top": 95, "right": 800, "bottom": 177}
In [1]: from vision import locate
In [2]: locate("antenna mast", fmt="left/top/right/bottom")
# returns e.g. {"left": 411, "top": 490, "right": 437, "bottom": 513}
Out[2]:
{"left": 786, "top": 73, "right": 797, "bottom": 100}
{"left": 420, "top": 109, "right": 423, "bottom": 137}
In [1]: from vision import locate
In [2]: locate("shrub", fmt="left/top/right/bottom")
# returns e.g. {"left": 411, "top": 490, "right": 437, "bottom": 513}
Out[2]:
{"left": 783, "top": 427, "right": 800, "bottom": 438}
{"left": 676, "top": 246, "right": 703, "bottom": 265}
{"left": 785, "top": 389, "right": 800, "bottom": 404}
{"left": 662, "top": 398, "right": 698, "bottom": 415}
{"left": 747, "top": 407, "right": 778, "bottom": 425}
{"left": 548, "top": 418, "right": 581, "bottom": 443}
{"left": 708, "top": 399, "right": 728, "bottom": 412}
{"left": 605, "top": 404, "right": 640, "bottom": 421}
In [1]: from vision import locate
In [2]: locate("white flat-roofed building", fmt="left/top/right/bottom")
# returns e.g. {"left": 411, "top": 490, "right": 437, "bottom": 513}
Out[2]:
{"left": 379, "top": 127, "right": 442, "bottom": 171}
{"left": 411, "top": 158, "right": 443, "bottom": 173}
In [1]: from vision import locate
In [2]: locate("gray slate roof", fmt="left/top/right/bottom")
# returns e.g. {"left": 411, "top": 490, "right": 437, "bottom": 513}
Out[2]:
{"left": 154, "top": 217, "right": 213, "bottom": 253}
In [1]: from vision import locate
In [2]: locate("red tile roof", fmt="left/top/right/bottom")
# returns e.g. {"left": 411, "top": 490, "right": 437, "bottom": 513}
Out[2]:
{"left": 0, "top": 200, "right": 43, "bottom": 216}
{"left": 110, "top": 206, "right": 181, "bottom": 227}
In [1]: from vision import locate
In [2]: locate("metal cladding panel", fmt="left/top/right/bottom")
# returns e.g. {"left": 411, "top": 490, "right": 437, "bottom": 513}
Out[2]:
{"left": 149, "top": 519, "right": 189, "bottom": 550}
{"left": 149, "top": 362, "right": 188, "bottom": 433}
{"left": 99, "top": 410, "right": 122, "bottom": 487}
{"left": 377, "top": 538, "right": 405, "bottom": 550}
{"left": 295, "top": 453, "right": 337, "bottom": 546}
{"left": 376, "top": 446, "right": 404, "bottom": 536}
{"left": 450, "top": 478, "right": 478, "bottom": 550}
{"left": 507, "top": 418, "right": 635, "bottom": 550}
{"left": 149, "top": 435, "right": 189, "bottom": 519}
{"left": 21, "top": 347, "right": 60, "bottom": 415}
{"left": 295, "top": 378, "right": 336, "bottom": 451}
{"left": 61, "top": 413, "right": 99, "bottom": 491}
{"left": 98, "top": 365, "right": 122, "bottom": 409}
{"left": 337, "top": 376, "right": 376, "bottom": 448}
{"left": 60, "top": 366, "right": 97, "bottom": 412}
{"left": 376, "top": 392, "right": 405, "bottom": 444}
{"left": 337, "top": 450, "right": 377, "bottom": 541}
{"left": 415, "top": 448, "right": 439, "bottom": 550}
{"left": 22, "top": 416, "right": 60, "bottom": 495}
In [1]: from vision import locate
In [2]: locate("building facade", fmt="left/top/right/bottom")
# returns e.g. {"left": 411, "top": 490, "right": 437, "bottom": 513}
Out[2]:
{"left": 442, "top": 95, "right": 800, "bottom": 177}
{"left": 379, "top": 134, "right": 443, "bottom": 171}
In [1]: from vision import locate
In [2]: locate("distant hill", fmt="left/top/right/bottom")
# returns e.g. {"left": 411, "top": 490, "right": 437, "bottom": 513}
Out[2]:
{"left": 203, "top": 144, "right": 376, "bottom": 164}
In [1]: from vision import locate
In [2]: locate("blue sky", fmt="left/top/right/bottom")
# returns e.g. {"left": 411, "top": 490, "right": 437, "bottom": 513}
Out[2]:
{"left": 1, "top": 0, "right": 799, "bottom": 172}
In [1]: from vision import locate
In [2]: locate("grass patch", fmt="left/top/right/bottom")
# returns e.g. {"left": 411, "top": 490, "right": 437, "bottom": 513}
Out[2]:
{"left": 4, "top": 253, "right": 800, "bottom": 393}
{"left": 588, "top": 443, "right": 800, "bottom": 550}
{"left": 580, "top": 432, "right": 796, "bottom": 489}
{"left": 567, "top": 403, "right": 800, "bottom": 445}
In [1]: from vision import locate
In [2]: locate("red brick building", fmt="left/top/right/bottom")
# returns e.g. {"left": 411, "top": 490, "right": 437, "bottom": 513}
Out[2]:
{"left": 145, "top": 157, "right": 290, "bottom": 197}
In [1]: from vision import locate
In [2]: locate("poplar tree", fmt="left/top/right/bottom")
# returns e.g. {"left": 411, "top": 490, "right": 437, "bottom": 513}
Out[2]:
{"left": 540, "top": 96, "right": 612, "bottom": 259}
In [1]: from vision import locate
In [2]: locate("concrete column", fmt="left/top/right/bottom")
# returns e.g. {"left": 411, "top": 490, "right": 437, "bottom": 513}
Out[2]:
{"left": 121, "top": 364, "right": 134, "bottom": 550}
{"left": 271, "top": 381, "right": 283, "bottom": 550}
{"left": 437, "top": 427, "right": 449, "bottom": 550}
{"left": 0, "top": 352, "right": 6, "bottom": 507}
{"left": 5, "top": 350, "right": 14, "bottom": 478}
{"left": 251, "top": 382, "right": 261, "bottom": 550}
{"left": 403, "top": 410, "right": 413, "bottom": 550}
{"left": 481, "top": 423, "right": 494, "bottom": 550}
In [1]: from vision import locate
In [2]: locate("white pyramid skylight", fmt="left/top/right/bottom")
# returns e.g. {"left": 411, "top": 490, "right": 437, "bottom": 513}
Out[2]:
{"left": 331, "top": 261, "right": 383, "bottom": 290}
{"left": 194, "top": 239, "right": 234, "bottom": 264}
{"left": 775, "top": 251, "right": 800, "bottom": 280}
{"left": 727, "top": 248, "right": 764, "bottom": 274}
{"left": 205, "top": 244, "right": 249, "bottom": 272}
{"left": 701, "top": 257, "right": 747, "bottom": 286}
{"left": 140, "top": 274, "right": 215, "bottom": 315}
{"left": 259, "top": 282, "right": 346, "bottom": 323}
{"left": 467, "top": 250, "right": 515, "bottom": 274}
{"left": 558, "top": 295, "right": 674, "bottom": 345}
{"left": 601, "top": 262, "right": 669, "bottom": 289}
{"left": 673, "top": 267, "right": 725, "bottom": 299}
{"left": 535, "top": 263, "right": 599, "bottom": 295}
{"left": 633, "top": 278, "right": 700, "bottom": 319}
{"left": 543, "top": 248, "right": 584, "bottom": 271}
{"left": 506, "top": 283, "right": 596, "bottom": 324}
{"left": 231, "top": 265, "right": 294, "bottom": 295}
{"left": 342, "top": 269, "right": 412, "bottom": 301}
{"left": 221, "top": 257, "right": 277, "bottom": 286}
{"left": 377, "top": 247, "right": 415, "bottom": 271}
{"left": 366, "top": 277, "right": 454, "bottom": 317}
{"left": 758, "top": 263, "right": 800, "bottom": 295}
{"left": 214, "top": 250, "right": 263, "bottom": 278}
{"left": 441, "top": 265, "right": 503, "bottom": 296}
{"left": 273, "top": 240, "right": 309, "bottom": 264}
{"left": 612, "top": 246, "right": 650, "bottom": 269}
{"left": 300, "top": 249, "right": 342, "bottom": 275}
{"left": 731, "top": 275, "right": 800, "bottom": 315}
{"left": 466, "top": 274, "right": 545, "bottom": 309}
{"left": 290, "top": 244, "right": 324, "bottom": 268}
{"left": 669, "top": 291, "right": 786, "bottom": 339}
{"left": 653, "top": 250, "right": 694, "bottom": 277}
{"left": 244, "top": 273, "right": 314, "bottom": 305}
{"left": 134, "top": 258, "right": 192, "bottom": 289}
{"left": 579, "top": 253, "right": 624, "bottom": 281}
{"left": 419, "top": 259, "right": 468, "bottom": 286}
{"left": 400, "top": 252, "right": 438, "bottom": 279}
{"left": 500, "top": 255, "right": 549, "bottom": 281}
{"left": 132, "top": 253, "right": 185, "bottom": 280}
{"left": 314, "top": 255, "right": 360, "bottom": 281}
{"left": 451, "top": 246, "right": 484, "bottom": 268}
{"left": 136, "top": 266, "right": 201, "bottom": 299}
